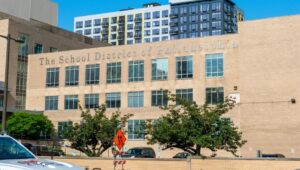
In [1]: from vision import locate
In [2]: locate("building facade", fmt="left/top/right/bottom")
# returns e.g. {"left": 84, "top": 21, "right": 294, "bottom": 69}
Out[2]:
{"left": 0, "top": 12, "right": 108, "bottom": 117}
{"left": 74, "top": 3, "right": 170, "bottom": 45}
{"left": 28, "top": 15, "right": 300, "bottom": 158}
{"left": 74, "top": 0, "right": 243, "bottom": 45}
{"left": 0, "top": 0, "right": 58, "bottom": 26}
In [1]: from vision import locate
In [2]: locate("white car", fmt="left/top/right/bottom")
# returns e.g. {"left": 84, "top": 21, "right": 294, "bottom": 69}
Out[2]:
{"left": 0, "top": 134, "right": 83, "bottom": 170}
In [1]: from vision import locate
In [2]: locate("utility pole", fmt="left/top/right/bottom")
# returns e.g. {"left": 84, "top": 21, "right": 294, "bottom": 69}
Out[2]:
{"left": 0, "top": 34, "right": 24, "bottom": 133}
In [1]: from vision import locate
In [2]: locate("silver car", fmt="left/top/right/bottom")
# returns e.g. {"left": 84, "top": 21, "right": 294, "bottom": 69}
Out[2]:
{"left": 0, "top": 134, "right": 83, "bottom": 170}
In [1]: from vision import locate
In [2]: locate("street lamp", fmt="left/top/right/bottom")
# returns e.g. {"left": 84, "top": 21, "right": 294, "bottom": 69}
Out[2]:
{"left": 0, "top": 34, "right": 24, "bottom": 133}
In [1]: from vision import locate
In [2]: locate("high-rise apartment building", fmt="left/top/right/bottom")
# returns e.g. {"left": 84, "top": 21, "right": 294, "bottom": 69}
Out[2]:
{"left": 74, "top": 3, "right": 170, "bottom": 45}
{"left": 169, "top": 0, "right": 240, "bottom": 40}
{"left": 74, "top": 0, "right": 243, "bottom": 45}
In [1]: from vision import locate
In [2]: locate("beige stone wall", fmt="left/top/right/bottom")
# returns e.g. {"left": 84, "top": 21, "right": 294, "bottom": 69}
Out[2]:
{"left": 52, "top": 158, "right": 300, "bottom": 170}
{"left": 27, "top": 15, "right": 300, "bottom": 158}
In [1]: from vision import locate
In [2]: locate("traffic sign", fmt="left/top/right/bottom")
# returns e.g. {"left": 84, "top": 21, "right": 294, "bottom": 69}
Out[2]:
{"left": 114, "top": 130, "right": 126, "bottom": 150}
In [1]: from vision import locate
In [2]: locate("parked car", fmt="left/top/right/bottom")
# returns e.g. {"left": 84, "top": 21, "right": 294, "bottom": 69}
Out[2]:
{"left": 122, "top": 147, "right": 156, "bottom": 158}
{"left": 173, "top": 152, "right": 192, "bottom": 159}
{"left": 23, "top": 143, "right": 65, "bottom": 156}
{"left": 261, "top": 153, "right": 285, "bottom": 158}
{"left": 0, "top": 134, "right": 82, "bottom": 170}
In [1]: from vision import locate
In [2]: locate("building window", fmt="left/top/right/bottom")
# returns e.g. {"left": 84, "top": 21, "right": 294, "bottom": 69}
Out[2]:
{"left": 162, "top": 36, "right": 169, "bottom": 41}
{"left": 128, "top": 120, "right": 145, "bottom": 140}
{"left": 152, "top": 58, "right": 168, "bottom": 81}
{"left": 190, "top": 15, "right": 198, "bottom": 23}
{"left": 144, "top": 12, "right": 151, "bottom": 20}
{"left": 107, "top": 62, "right": 121, "bottom": 83}
{"left": 152, "top": 37, "right": 160, "bottom": 42}
{"left": 153, "top": 21, "right": 160, "bottom": 27}
{"left": 18, "top": 34, "right": 29, "bottom": 56}
{"left": 212, "top": 21, "right": 222, "bottom": 29}
{"left": 127, "top": 32, "right": 134, "bottom": 38}
{"left": 128, "top": 91, "right": 144, "bottom": 108}
{"left": 201, "top": 31, "right": 210, "bottom": 37}
{"left": 144, "top": 38, "right": 151, "bottom": 43}
{"left": 144, "top": 30, "right": 151, "bottom": 36}
{"left": 162, "top": 10, "right": 169, "bottom": 18}
{"left": 152, "top": 29, "right": 160, "bottom": 35}
{"left": 180, "top": 16, "right": 188, "bottom": 23}
{"left": 212, "top": 2, "right": 221, "bottom": 11}
{"left": 206, "top": 53, "right": 224, "bottom": 77}
{"left": 153, "top": 11, "right": 160, "bottom": 19}
{"left": 94, "top": 28, "right": 101, "bottom": 34}
{"left": 176, "top": 89, "right": 193, "bottom": 104}
{"left": 46, "top": 68, "right": 59, "bottom": 87}
{"left": 86, "top": 64, "right": 100, "bottom": 85}
{"left": 64, "top": 95, "right": 78, "bottom": 110}
{"left": 85, "top": 20, "right": 92, "bottom": 27}
{"left": 144, "top": 22, "right": 151, "bottom": 28}
{"left": 127, "top": 15, "right": 134, "bottom": 22}
{"left": 180, "top": 6, "right": 188, "bottom": 14}
{"left": 212, "top": 30, "right": 222, "bottom": 35}
{"left": 50, "top": 47, "right": 58, "bottom": 52}
{"left": 127, "top": 24, "right": 134, "bottom": 30}
{"left": 111, "top": 17, "right": 117, "bottom": 24}
{"left": 128, "top": 60, "right": 144, "bottom": 82}
{"left": 162, "top": 28, "right": 169, "bottom": 34}
{"left": 76, "top": 30, "right": 83, "bottom": 35}
{"left": 76, "top": 21, "right": 83, "bottom": 28}
{"left": 151, "top": 90, "right": 167, "bottom": 107}
{"left": 106, "top": 92, "right": 121, "bottom": 108}
{"left": 58, "top": 121, "right": 72, "bottom": 139}
{"left": 212, "top": 12, "right": 222, "bottom": 20}
{"left": 94, "top": 19, "right": 101, "bottom": 26}
{"left": 200, "top": 14, "right": 210, "bottom": 22}
{"left": 201, "top": 23, "right": 210, "bottom": 30}
{"left": 162, "top": 19, "right": 169, "bottom": 26}
{"left": 176, "top": 56, "right": 193, "bottom": 79}
{"left": 34, "top": 43, "right": 43, "bottom": 54}
{"left": 127, "top": 40, "right": 133, "bottom": 45}
{"left": 190, "top": 6, "right": 198, "bottom": 14}
{"left": 85, "top": 94, "right": 99, "bottom": 109}
{"left": 0, "top": 96, "right": 3, "bottom": 108}
{"left": 200, "top": 4, "right": 210, "bottom": 13}
{"left": 65, "top": 66, "right": 79, "bottom": 86}
{"left": 84, "top": 29, "right": 92, "bottom": 35}
{"left": 206, "top": 87, "right": 224, "bottom": 104}
{"left": 45, "top": 96, "right": 58, "bottom": 111}
{"left": 190, "top": 24, "right": 198, "bottom": 31}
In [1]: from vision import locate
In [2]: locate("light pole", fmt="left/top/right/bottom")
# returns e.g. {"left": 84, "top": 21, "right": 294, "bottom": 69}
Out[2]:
{"left": 0, "top": 34, "right": 24, "bottom": 133}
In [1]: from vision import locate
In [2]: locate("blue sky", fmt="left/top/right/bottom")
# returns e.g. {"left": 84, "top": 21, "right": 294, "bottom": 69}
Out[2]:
{"left": 52, "top": 0, "right": 300, "bottom": 31}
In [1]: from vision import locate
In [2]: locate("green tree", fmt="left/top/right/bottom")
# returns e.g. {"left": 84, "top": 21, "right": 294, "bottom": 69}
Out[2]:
{"left": 64, "top": 104, "right": 132, "bottom": 157}
{"left": 7, "top": 112, "right": 53, "bottom": 140}
{"left": 146, "top": 92, "right": 246, "bottom": 157}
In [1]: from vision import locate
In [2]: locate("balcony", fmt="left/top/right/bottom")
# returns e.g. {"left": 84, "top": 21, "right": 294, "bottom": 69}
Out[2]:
{"left": 135, "top": 26, "right": 142, "bottom": 30}
{"left": 134, "top": 18, "right": 142, "bottom": 23}
{"left": 169, "top": 14, "right": 178, "bottom": 18}
{"left": 169, "top": 30, "right": 179, "bottom": 35}
{"left": 134, "top": 33, "right": 142, "bottom": 39}
{"left": 118, "top": 27, "right": 125, "bottom": 32}
{"left": 118, "top": 19, "right": 125, "bottom": 24}
{"left": 102, "top": 22, "right": 109, "bottom": 27}
{"left": 170, "top": 22, "right": 178, "bottom": 27}
{"left": 101, "top": 30, "right": 109, "bottom": 34}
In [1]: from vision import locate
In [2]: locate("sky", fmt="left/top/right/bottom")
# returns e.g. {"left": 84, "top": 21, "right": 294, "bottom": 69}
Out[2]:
{"left": 52, "top": 0, "right": 300, "bottom": 31}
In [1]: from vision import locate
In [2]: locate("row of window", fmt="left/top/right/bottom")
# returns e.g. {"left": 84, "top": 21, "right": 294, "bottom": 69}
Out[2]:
{"left": 171, "top": 2, "right": 222, "bottom": 15}
{"left": 170, "top": 30, "right": 222, "bottom": 39}
{"left": 46, "top": 54, "right": 224, "bottom": 87}
{"left": 75, "top": 10, "right": 169, "bottom": 28}
{"left": 45, "top": 87, "right": 224, "bottom": 111}
{"left": 58, "top": 119, "right": 146, "bottom": 140}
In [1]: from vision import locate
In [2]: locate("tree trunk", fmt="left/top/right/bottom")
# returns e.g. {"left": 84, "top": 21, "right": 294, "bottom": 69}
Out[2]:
{"left": 196, "top": 145, "right": 201, "bottom": 156}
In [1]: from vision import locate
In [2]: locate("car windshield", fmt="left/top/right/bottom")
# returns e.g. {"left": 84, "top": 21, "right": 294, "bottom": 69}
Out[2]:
{"left": 127, "top": 149, "right": 142, "bottom": 155}
{"left": 0, "top": 137, "right": 35, "bottom": 160}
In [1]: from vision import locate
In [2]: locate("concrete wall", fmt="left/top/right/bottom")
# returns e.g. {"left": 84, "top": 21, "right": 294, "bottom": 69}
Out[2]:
{"left": 50, "top": 157, "right": 300, "bottom": 170}
{"left": 0, "top": 0, "right": 57, "bottom": 26}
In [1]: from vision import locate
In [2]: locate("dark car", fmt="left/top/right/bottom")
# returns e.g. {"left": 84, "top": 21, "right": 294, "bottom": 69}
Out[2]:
{"left": 261, "top": 153, "right": 285, "bottom": 158}
{"left": 122, "top": 147, "right": 156, "bottom": 158}
{"left": 173, "top": 152, "right": 192, "bottom": 159}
